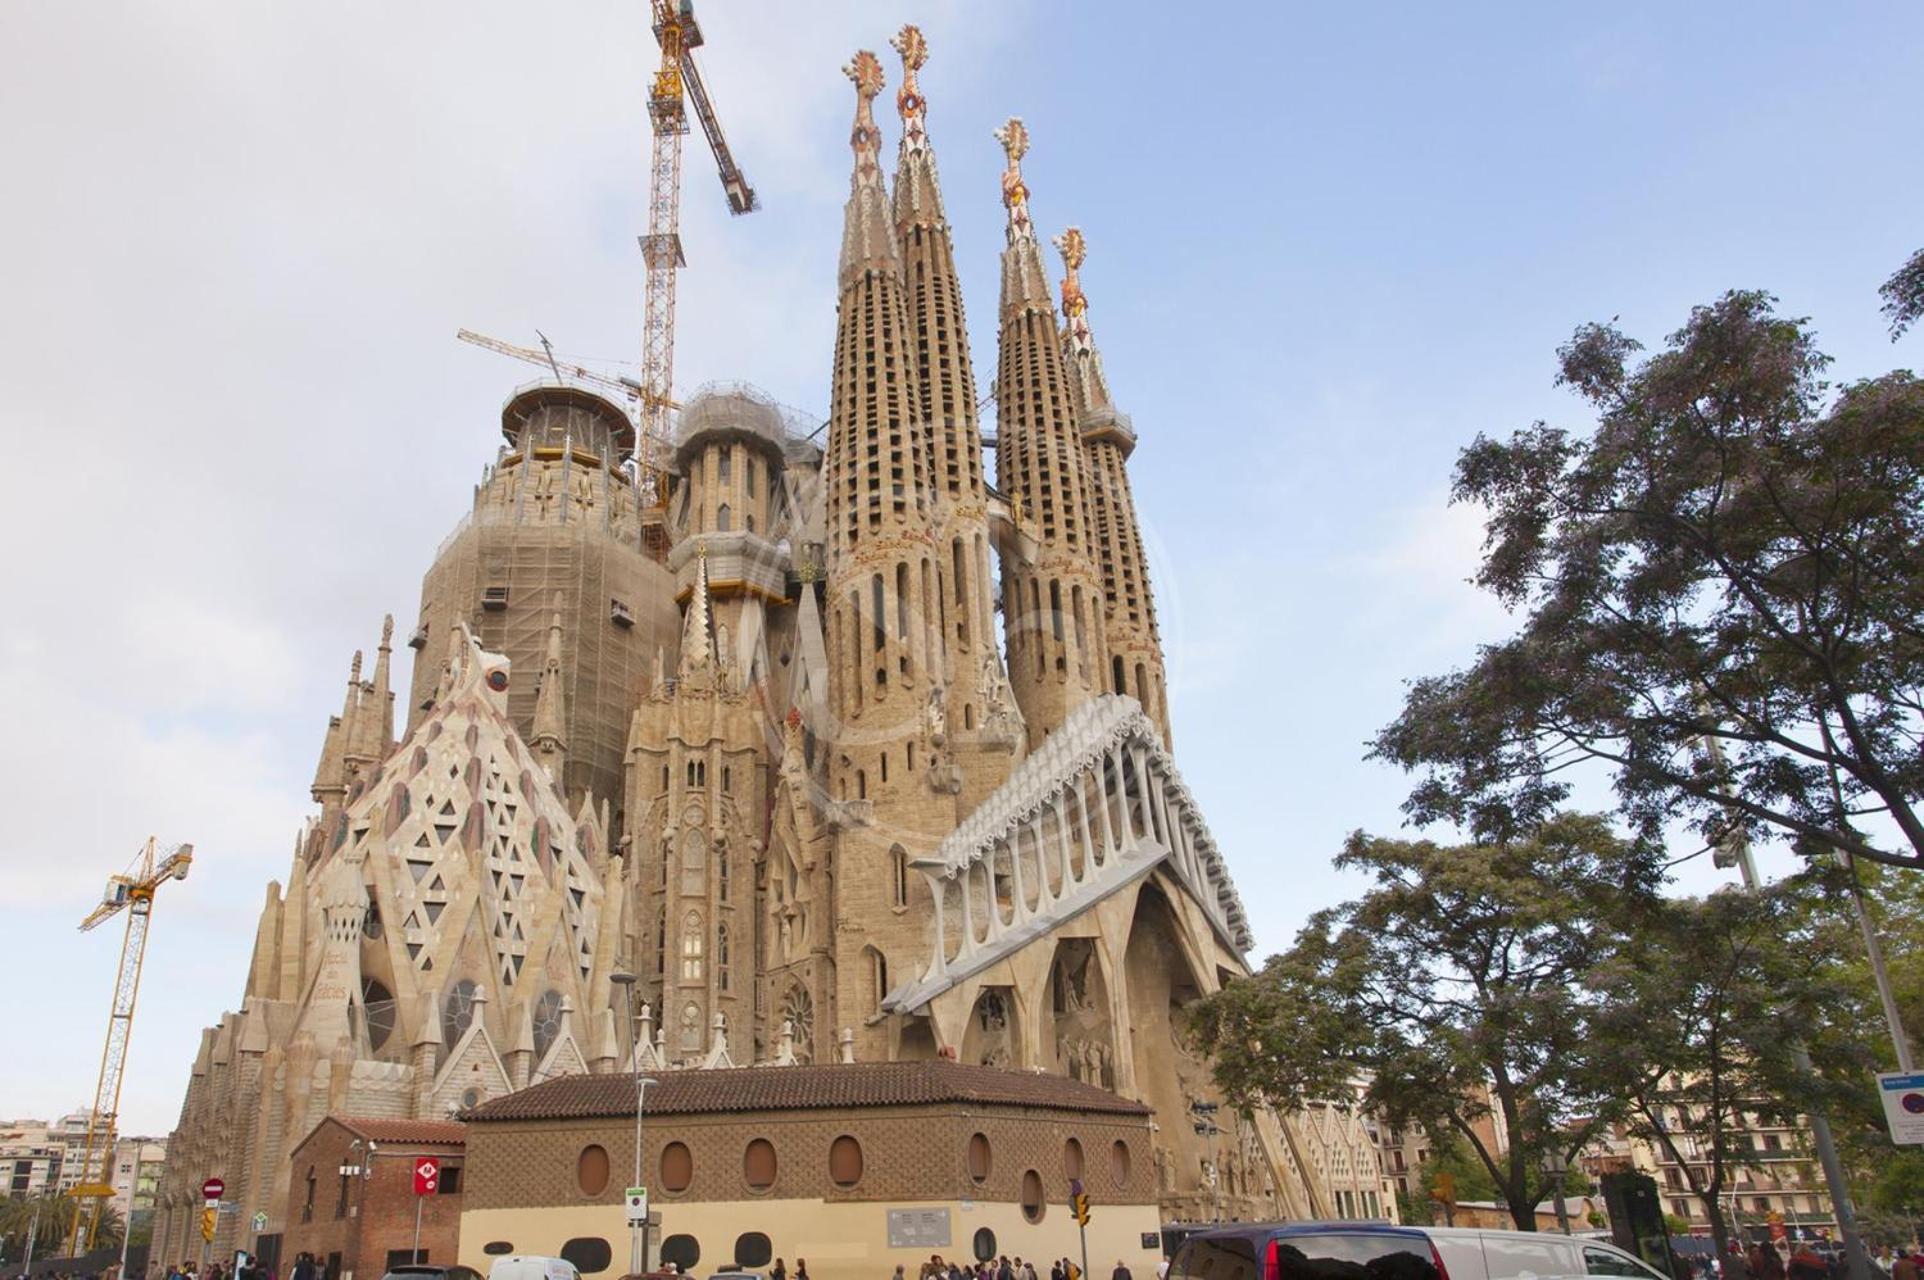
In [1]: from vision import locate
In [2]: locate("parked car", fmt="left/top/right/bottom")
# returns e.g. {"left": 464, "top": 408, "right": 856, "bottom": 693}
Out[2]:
{"left": 382, "top": 1265, "right": 482, "bottom": 1280}
{"left": 1168, "top": 1221, "right": 1450, "bottom": 1280}
{"left": 485, "top": 1256, "right": 584, "bottom": 1280}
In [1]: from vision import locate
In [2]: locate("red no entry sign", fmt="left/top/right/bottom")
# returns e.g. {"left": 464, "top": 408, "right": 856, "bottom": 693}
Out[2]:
{"left": 201, "top": 1178, "right": 225, "bottom": 1201}
{"left": 413, "top": 1158, "right": 439, "bottom": 1196}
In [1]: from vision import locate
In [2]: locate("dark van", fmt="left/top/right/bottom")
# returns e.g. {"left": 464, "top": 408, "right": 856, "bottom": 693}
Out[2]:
{"left": 1169, "top": 1223, "right": 1449, "bottom": 1280}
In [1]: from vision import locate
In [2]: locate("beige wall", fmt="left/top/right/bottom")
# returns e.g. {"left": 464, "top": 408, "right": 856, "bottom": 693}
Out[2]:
{"left": 459, "top": 1197, "right": 1164, "bottom": 1280}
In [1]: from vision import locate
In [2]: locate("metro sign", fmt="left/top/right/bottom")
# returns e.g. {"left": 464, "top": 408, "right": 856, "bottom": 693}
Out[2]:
{"left": 413, "top": 1157, "right": 440, "bottom": 1196}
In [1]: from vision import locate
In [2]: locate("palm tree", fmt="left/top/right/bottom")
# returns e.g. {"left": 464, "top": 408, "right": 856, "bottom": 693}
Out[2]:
{"left": 0, "top": 1194, "right": 126, "bottom": 1259}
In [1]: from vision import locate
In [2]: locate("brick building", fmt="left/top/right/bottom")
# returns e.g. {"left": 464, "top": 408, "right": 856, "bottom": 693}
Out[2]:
{"left": 456, "top": 1060, "right": 1163, "bottom": 1280}
{"left": 285, "top": 1118, "right": 466, "bottom": 1280}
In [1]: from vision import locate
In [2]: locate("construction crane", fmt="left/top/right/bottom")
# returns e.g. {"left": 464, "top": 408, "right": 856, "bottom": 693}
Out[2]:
{"left": 456, "top": 328, "right": 649, "bottom": 407}
{"left": 638, "top": 0, "right": 757, "bottom": 551}
{"left": 67, "top": 838, "right": 192, "bottom": 1258}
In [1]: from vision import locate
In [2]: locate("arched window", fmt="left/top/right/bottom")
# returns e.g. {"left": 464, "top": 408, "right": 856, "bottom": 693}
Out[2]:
{"left": 717, "top": 924, "right": 732, "bottom": 992}
{"left": 532, "top": 988, "right": 565, "bottom": 1059}
{"left": 829, "top": 1135, "right": 864, "bottom": 1188}
{"left": 743, "top": 1139, "right": 777, "bottom": 1191}
{"left": 718, "top": 445, "right": 732, "bottom": 483}
{"left": 577, "top": 1144, "right": 610, "bottom": 1196}
{"left": 719, "top": 850, "right": 730, "bottom": 902}
{"left": 661, "top": 1142, "right": 694, "bottom": 1194}
{"left": 681, "top": 830, "right": 706, "bottom": 897}
{"left": 717, "top": 503, "right": 732, "bottom": 532}
{"left": 441, "top": 979, "right": 479, "bottom": 1046}
{"left": 967, "top": 1132, "right": 991, "bottom": 1183}
{"left": 745, "top": 514, "right": 756, "bottom": 534}
{"left": 681, "top": 911, "right": 704, "bottom": 981}
{"left": 891, "top": 845, "right": 909, "bottom": 908}
{"left": 654, "top": 907, "right": 667, "bottom": 976}
{"left": 1020, "top": 1169, "right": 1045, "bottom": 1223}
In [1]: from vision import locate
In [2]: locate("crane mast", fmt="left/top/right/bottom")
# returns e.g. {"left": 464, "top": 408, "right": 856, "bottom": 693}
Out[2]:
{"left": 638, "top": 0, "right": 756, "bottom": 558}
{"left": 68, "top": 838, "right": 192, "bottom": 1258}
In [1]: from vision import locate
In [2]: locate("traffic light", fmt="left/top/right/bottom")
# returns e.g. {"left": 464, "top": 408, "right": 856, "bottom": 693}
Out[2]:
{"left": 1072, "top": 1192, "right": 1091, "bottom": 1226}
{"left": 200, "top": 1208, "right": 217, "bottom": 1242}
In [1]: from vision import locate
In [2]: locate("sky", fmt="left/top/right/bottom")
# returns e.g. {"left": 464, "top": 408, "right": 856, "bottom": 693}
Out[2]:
{"left": 0, "top": 0, "right": 1919, "bottom": 1136}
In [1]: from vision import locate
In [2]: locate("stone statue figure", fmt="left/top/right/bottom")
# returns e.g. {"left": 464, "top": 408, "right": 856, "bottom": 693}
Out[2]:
{"left": 926, "top": 683, "right": 946, "bottom": 746}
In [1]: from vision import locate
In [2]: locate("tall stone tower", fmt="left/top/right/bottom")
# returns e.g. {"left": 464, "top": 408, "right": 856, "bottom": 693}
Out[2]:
{"left": 993, "top": 119, "right": 1108, "bottom": 745}
{"left": 1056, "top": 229, "right": 1170, "bottom": 745}
{"left": 404, "top": 385, "right": 683, "bottom": 825}
{"left": 821, "top": 50, "right": 951, "bottom": 1058}
{"left": 888, "top": 25, "right": 1022, "bottom": 814}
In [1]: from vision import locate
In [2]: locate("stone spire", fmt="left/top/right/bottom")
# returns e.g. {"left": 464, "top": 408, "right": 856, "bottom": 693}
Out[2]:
{"left": 1055, "top": 228, "right": 1169, "bottom": 744}
{"left": 820, "top": 44, "right": 952, "bottom": 970}
{"left": 348, "top": 615, "right": 396, "bottom": 769}
{"left": 993, "top": 119, "right": 1108, "bottom": 744}
{"left": 837, "top": 50, "right": 900, "bottom": 294}
{"left": 679, "top": 548, "right": 714, "bottom": 681}
{"left": 531, "top": 594, "right": 569, "bottom": 779}
{"left": 888, "top": 25, "right": 1009, "bottom": 806}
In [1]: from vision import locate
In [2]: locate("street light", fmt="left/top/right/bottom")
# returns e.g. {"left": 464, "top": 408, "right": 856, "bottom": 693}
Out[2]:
{"left": 610, "top": 969, "right": 660, "bottom": 1277}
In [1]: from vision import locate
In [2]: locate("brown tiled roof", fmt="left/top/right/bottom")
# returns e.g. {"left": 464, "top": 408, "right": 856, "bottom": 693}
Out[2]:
{"left": 463, "top": 1060, "right": 1151, "bottom": 1123}
{"left": 335, "top": 1117, "right": 468, "bottom": 1145}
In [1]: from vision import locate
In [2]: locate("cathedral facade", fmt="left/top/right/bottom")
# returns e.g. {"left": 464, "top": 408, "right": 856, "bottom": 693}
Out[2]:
{"left": 153, "top": 29, "right": 1389, "bottom": 1265}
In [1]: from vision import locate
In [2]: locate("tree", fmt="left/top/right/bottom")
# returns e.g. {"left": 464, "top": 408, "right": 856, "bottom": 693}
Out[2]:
{"left": 1370, "top": 290, "right": 1924, "bottom": 872}
{"left": 0, "top": 1194, "right": 124, "bottom": 1258}
{"left": 1883, "top": 248, "right": 1924, "bottom": 341}
{"left": 1186, "top": 813, "right": 1661, "bottom": 1230}
{"left": 1589, "top": 878, "right": 1864, "bottom": 1260}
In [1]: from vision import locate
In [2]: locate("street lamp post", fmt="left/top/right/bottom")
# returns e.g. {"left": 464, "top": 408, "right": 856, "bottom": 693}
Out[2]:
{"left": 1543, "top": 1151, "right": 1572, "bottom": 1235}
{"left": 610, "top": 969, "right": 659, "bottom": 1278}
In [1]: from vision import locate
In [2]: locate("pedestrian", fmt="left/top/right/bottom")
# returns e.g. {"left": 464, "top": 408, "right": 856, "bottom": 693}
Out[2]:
{"left": 1052, "top": 1262, "right": 1065, "bottom": 1280}
{"left": 1113, "top": 1262, "right": 1134, "bottom": 1280}
{"left": 1894, "top": 1250, "right": 1919, "bottom": 1280}
{"left": 796, "top": 1258, "right": 811, "bottom": 1280}
{"left": 772, "top": 1259, "right": 787, "bottom": 1280}
{"left": 1787, "top": 1245, "right": 1826, "bottom": 1280}
{"left": 894, "top": 1265, "right": 907, "bottom": 1280}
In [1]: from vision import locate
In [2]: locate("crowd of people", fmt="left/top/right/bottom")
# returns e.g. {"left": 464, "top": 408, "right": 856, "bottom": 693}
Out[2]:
{"left": 897, "top": 1254, "right": 1133, "bottom": 1280}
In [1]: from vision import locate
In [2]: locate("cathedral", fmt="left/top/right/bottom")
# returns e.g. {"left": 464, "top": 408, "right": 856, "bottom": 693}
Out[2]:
{"left": 153, "top": 28, "right": 1389, "bottom": 1264}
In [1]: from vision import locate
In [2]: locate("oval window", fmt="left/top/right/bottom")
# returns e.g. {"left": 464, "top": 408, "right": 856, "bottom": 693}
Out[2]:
{"left": 744, "top": 1138, "right": 777, "bottom": 1191}
{"left": 482, "top": 1244, "right": 514, "bottom": 1257}
{"left": 1064, "top": 1137, "right": 1084, "bottom": 1181}
{"left": 661, "top": 1235, "right": 701, "bottom": 1271}
{"left": 577, "top": 1144, "right": 610, "bottom": 1196}
{"left": 735, "top": 1234, "right": 773, "bottom": 1269}
{"left": 829, "top": 1135, "right": 864, "bottom": 1189}
{"left": 972, "top": 1228, "right": 998, "bottom": 1263}
{"left": 1021, "top": 1169, "right": 1045, "bottom": 1223}
{"left": 559, "top": 1238, "right": 612, "bottom": 1275}
{"left": 661, "top": 1141, "right": 693, "bottom": 1193}
{"left": 967, "top": 1131, "right": 991, "bottom": 1184}
{"left": 1110, "top": 1139, "right": 1132, "bottom": 1186}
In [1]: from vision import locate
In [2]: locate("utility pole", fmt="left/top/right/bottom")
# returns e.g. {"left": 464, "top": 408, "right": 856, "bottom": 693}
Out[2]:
{"left": 610, "top": 968, "right": 659, "bottom": 1277}
{"left": 1722, "top": 828, "right": 1874, "bottom": 1280}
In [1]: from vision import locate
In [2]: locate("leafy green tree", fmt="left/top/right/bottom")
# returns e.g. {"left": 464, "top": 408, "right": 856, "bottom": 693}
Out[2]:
{"left": 1186, "top": 813, "right": 1661, "bottom": 1230}
{"left": 1590, "top": 879, "right": 1865, "bottom": 1259}
{"left": 0, "top": 1194, "right": 123, "bottom": 1258}
{"left": 1884, "top": 248, "right": 1924, "bottom": 340}
{"left": 1405, "top": 1131, "right": 1500, "bottom": 1224}
{"left": 1370, "top": 290, "right": 1924, "bottom": 872}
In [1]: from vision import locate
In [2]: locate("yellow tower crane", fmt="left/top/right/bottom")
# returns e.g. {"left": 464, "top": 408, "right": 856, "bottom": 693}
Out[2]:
{"left": 67, "top": 837, "right": 193, "bottom": 1258}
{"left": 637, "top": 0, "right": 757, "bottom": 556}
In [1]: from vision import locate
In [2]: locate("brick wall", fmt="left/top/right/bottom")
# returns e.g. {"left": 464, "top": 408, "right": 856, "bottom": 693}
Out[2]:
{"left": 285, "top": 1119, "right": 466, "bottom": 1280}
{"left": 464, "top": 1102, "right": 1153, "bottom": 1213}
